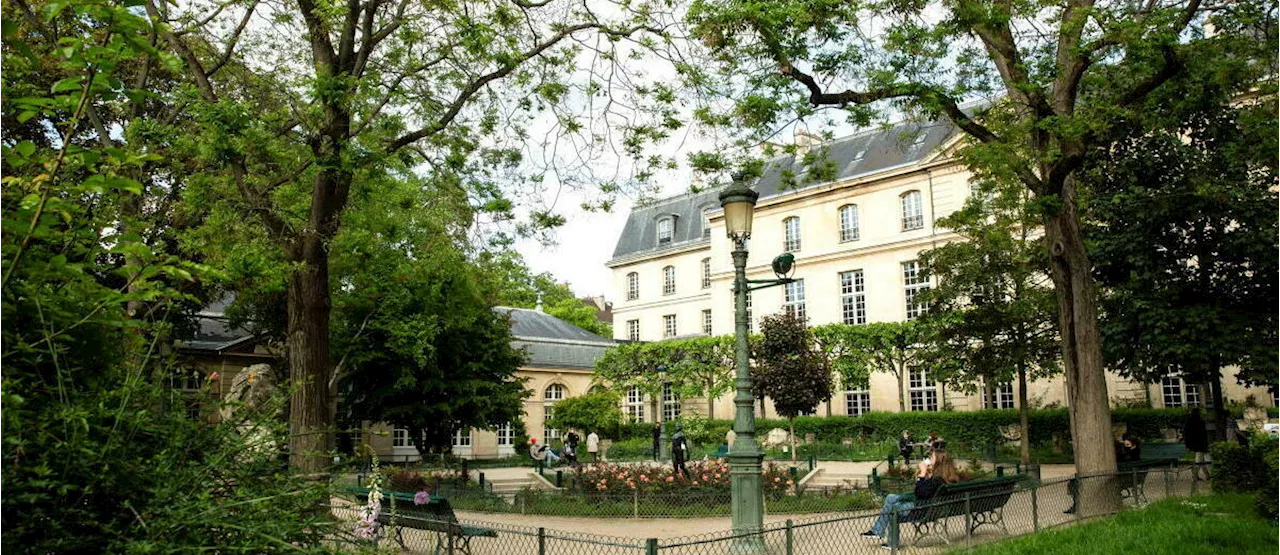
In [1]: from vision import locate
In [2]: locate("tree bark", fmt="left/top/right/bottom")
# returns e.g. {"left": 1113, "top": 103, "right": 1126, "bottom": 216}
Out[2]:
{"left": 788, "top": 418, "right": 798, "bottom": 464}
{"left": 1209, "top": 369, "right": 1227, "bottom": 442}
{"left": 287, "top": 248, "right": 334, "bottom": 474}
{"left": 1018, "top": 364, "right": 1031, "bottom": 465}
{"left": 1042, "top": 176, "right": 1117, "bottom": 515}
{"left": 896, "top": 364, "right": 906, "bottom": 413}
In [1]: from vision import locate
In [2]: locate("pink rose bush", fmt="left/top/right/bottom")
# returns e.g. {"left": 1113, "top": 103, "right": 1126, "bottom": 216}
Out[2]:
{"left": 571, "top": 460, "right": 794, "bottom": 498}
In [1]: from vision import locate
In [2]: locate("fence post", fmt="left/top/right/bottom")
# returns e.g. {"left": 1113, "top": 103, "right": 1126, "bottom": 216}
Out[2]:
{"left": 556, "top": 470, "right": 563, "bottom": 488}
{"left": 521, "top": 494, "right": 526, "bottom": 515}
{"left": 479, "top": 472, "right": 486, "bottom": 490}
{"left": 448, "top": 525, "right": 456, "bottom": 555}
{"left": 996, "top": 466, "right": 1005, "bottom": 478}
{"left": 537, "top": 527, "right": 546, "bottom": 555}
{"left": 1164, "top": 468, "right": 1171, "bottom": 499}
{"left": 1191, "top": 468, "right": 1198, "bottom": 495}
{"left": 645, "top": 538, "right": 658, "bottom": 555}
{"left": 1031, "top": 485, "right": 1039, "bottom": 532}
{"left": 785, "top": 519, "right": 794, "bottom": 555}
{"left": 964, "top": 492, "right": 973, "bottom": 544}
{"left": 889, "top": 508, "right": 899, "bottom": 555}
{"left": 633, "top": 489, "right": 639, "bottom": 519}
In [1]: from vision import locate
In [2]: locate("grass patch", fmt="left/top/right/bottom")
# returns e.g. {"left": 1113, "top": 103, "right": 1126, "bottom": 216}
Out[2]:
{"left": 956, "top": 493, "right": 1278, "bottom": 555}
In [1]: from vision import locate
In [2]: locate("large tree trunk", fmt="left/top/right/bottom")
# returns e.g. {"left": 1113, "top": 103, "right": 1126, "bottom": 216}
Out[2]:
{"left": 788, "top": 418, "right": 798, "bottom": 464}
{"left": 287, "top": 249, "right": 334, "bottom": 474}
{"left": 1209, "top": 369, "right": 1228, "bottom": 442}
{"left": 1018, "top": 364, "right": 1031, "bottom": 465}
{"left": 1042, "top": 176, "right": 1117, "bottom": 516}
{"left": 896, "top": 366, "right": 906, "bottom": 413}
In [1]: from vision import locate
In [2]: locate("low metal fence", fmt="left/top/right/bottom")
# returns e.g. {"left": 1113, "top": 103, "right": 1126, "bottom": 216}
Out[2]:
{"left": 330, "top": 464, "right": 1208, "bottom": 553}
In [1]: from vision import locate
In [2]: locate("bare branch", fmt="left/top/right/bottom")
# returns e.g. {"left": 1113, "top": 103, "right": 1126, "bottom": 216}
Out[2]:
{"left": 207, "top": 1, "right": 259, "bottom": 77}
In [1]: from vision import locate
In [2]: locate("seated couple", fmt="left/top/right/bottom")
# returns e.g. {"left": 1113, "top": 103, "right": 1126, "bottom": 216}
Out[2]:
{"left": 861, "top": 449, "right": 962, "bottom": 550}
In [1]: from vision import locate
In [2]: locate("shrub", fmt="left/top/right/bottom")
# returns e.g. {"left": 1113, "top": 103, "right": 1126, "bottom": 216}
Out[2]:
{"left": 388, "top": 470, "right": 428, "bottom": 492}
{"left": 1211, "top": 436, "right": 1279, "bottom": 520}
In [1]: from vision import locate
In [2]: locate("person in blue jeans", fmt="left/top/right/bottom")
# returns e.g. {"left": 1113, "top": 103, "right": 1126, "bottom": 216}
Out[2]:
{"left": 862, "top": 449, "right": 961, "bottom": 549}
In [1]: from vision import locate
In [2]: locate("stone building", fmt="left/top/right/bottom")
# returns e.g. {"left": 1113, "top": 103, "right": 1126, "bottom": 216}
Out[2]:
{"left": 607, "top": 119, "right": 1276, "bottom": 420}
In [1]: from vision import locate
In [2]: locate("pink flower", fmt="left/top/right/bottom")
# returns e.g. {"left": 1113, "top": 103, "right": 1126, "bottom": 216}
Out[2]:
{"left": 786, "top": 480, "right": 794, "bottom": 486}
{"left": 640, "top": 475, "right": 649, "bottom": 482}
{"left": 207, "top": 372, "right": 220, "bottom": 381}
{"left": 666, "top": 476, "right": 674, "bottom": 482}
{"left": 414, "top": 491, "right": 431, "bottom": 505}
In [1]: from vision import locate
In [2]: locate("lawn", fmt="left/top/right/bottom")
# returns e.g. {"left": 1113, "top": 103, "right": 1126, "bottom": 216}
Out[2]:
{"left": 956, "top": 493, "right": 1278, "bottom": 555}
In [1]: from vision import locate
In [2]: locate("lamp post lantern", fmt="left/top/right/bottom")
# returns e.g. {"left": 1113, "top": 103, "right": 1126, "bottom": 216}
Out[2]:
{"left": 719, "top": 174, "right": 794, "bottom": 554}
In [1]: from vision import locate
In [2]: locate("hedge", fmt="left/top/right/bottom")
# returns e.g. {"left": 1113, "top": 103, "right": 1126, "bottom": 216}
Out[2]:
{"left": 618, "top": 408, "right": 1199, "bottom": 447}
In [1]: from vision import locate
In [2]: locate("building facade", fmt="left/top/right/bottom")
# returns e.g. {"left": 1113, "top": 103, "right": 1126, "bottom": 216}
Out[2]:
{"left": 608, "top": 120, "right": 1275, "bottom": 420}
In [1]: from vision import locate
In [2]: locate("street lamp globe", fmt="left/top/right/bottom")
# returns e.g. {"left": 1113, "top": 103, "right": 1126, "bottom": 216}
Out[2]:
{"left": 718, "top": 173, "right": 759, "bottom": 241}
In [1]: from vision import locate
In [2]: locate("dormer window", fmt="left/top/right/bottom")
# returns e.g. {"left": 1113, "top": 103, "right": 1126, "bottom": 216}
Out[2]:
{"left": 852, "top": 149, "right": 867, "bottom": 162}
{"left": 657, "top": 217, "right": 673, "bottom": 244}
{"left": 911, "top": 132, "right": 928, "bottom": 147}
{"left": 701, "top": 207, "right": 714, "bottom": 238}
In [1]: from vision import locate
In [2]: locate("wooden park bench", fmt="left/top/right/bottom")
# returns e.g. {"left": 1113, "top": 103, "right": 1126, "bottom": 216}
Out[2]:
{"left": 1117, "top": 443, "right": 1184, "bottom": 505}
{"left": 352, "top": 489, "right": 497, "bottom": 554}
{"left": 888, "top": 475, "right": 1022, "bottom": 547}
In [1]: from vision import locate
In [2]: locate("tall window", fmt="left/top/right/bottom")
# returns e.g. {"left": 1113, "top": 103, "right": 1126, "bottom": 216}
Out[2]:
{"left": 903, "top": 261, "right": 930, "bottom": 320}
{"left": 1162, "top": 376, "right": 1201, "bottom": 408}
{"left": 909, "top": 367, "right": 938, "bottom": 412}
{"left": 497, "top": 422, "right": 515, "bottom": 446}
{"left": 702, "top": 208, "right": 714, "bottom": 238}
{"left": 901, "top": 190, "right": 924, "bottom": 231}
{"left": 783, "top": 216, "right": 802, "bottom": 252}
{"left": 701, "top": 258, "right": 712, "bottom": 289}
{"left": 663, "top": 265, "right": 676, "bottom": 295}
{"left": 702, "top": 309, "right": 713, "bottom": 335}
{"left": 657, "top": 217, "right": 673, "bottom": 244}
{"left": 626, "top": 387, "right": 647, "bottom": 422}
{"left": 626, "top": 272, "right": 639, "bottom": 300}
{"left": 662, "top": 383, "right": 681, "bottom": 421}
{"left": 626, "top": 319, "right": 640, "bottom": 341}
{"left": 544, "top": 384, "right": 566, "bottom": 444}
{"left": 663, "top": 314, "right": 677, "bottom": 338}
{"left": 784, "top": 279, "right": 806, "bottom": 321}
{"left": 839, "top": 204, "right": 860, "bottom": 242}
{"left": 839, "top": 270, "right": 867, "bottom": 325}
{"left": 845, "top": 388, "right": 871, "bottom": 416}
{"left": 452, "top": 429, "right": 472, "bottom": 447}
{"left": 984, "top": 382, "right": 1015, "bottom": 409}
{"left": 746, "top": 289, "right": 754, "bottom": 334}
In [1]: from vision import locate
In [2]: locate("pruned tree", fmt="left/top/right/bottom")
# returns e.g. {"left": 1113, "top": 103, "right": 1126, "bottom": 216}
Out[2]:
{"left": 151, "top": 0, "right": 675, "bottom": 470}
{"left": 813, "top": 321, "right": 925, "bottom": 413}
{"left": 754, "top": 312, "right": 832, "bottom": 463}
{"left": 685, "top": 0, "right": 1272, "bottom": 511}
{"left": 917, "top": 177, "right": 1061, "bottom": 464}
{"left": 548, "top": 391, "right": 625, "bottom": 439}
{"left": 594, "top": 335, "right": 735, "bottom": 419}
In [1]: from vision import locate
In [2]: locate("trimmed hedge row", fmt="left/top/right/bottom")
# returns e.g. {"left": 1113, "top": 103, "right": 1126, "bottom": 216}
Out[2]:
{"left": 619, "top": 408, "right": 1200, "bottom": 446}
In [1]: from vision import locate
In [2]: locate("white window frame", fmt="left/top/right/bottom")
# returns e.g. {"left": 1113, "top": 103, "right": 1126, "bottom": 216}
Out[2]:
{"left": 702, "top": 309, "right": 712, "bottom": 335}
{"left": 901, "top": 190, "right": 924, "bottom": 231}
{"left": 745, "top": 289, "right": 754, "bottom": 334}
{"left": 626, "top": 387, "right": 647, "bottom": 423}
{"left": 662, "top": 383, "right": 681, "bottom": 421}
{"left": 839, "top": 270, "right": 866, "bottom": 325}
{"left": 663, "top": 314, "right": 677, "bottom": 338}
{"left": 784, "top": 279, "right": 806, "bottom": 322}
{"left": 452, "top": 428, "right": 473, "bottom": 457}
{"left": 839, "top": 204, "right": 860, "bottom": 242}
{"left": 663, "top": 265, "right": 676, "bottom": 295}
{"left": 701, "top": 258, "right": 712, "bottom": 289}
{"left": 391, "top": 427, "right": 419, "bottom": 460}
{"left": 702, "top": 208, "right": 714, "bottom": 238}
{"left": 909, "top": 367, "right": 938, "bottom": 412}
{"left": 496, "top": 422, "right": 515, "bottom": 456}
{"left": 845, "top": 389, "right": 871, "bottom": 416}
{"left": 903, "top": 261, "right": 930, "bottom": 320}
{"left": 657, "top": 217, "right": 674, "bottom": 244}
{"left": 627, "top": 319, "right": 640, "bottom": 342}
{"left": 783, "top": 216, "right": 802, "bottom": 252}
{"left": 627, "top": 272, "right": 639, "bottom": 300}
{"left": 984, "top": 382, "right": 1016, "bottom": 409}
{"left": 1162, "top": 376, "right": 1201, "bottom": 408}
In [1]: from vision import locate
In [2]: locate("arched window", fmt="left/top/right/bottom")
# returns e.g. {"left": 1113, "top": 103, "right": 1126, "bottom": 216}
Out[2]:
{"left": 839, "top": 204, "right": 860, "bottom": 242}
{"left": 543, "top": 383, "right": 566, "bottom": 444}
{"left": 626, "top": 272, "right": 639, "bottom": 300}
{"left": 663, "top": 265, "right": 676, "bottom": 295}
{"left": 545, "top": 383, "right": 566, "bottom": 401}
{"left": 701, "top": 258, "right": 712, "bottom": 289}
{"left": 783, "top": 216, "right": 801, "bottom": 252}
{"left": 901, "top": 191, "right": 923, "bottom": 231}
{"left": 657, "top": 217, "right": 673, "bottom": 244}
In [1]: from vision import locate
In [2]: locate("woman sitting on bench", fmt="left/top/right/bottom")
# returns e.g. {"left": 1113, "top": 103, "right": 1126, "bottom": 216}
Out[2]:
{"left": 862, "top": 449, "right": 961, "bottom": 548}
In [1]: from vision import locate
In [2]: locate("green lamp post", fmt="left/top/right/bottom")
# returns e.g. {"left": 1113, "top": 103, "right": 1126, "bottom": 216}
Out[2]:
{"left": 719, "top": 173, "right": 795, "bottom": 554}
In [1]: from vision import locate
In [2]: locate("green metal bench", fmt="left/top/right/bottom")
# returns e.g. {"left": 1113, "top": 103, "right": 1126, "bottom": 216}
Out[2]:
{"left": 1117, "top": 447, "right": 1182, "bottom": 506}
{"left": 351, "top": 489, "right": 497, "bottom": 554}
{"left": 711, "top": 443, "right": 729, "bottom": 458}
{"left": 889, "top": 475, "right": 1022, "bottom": 547}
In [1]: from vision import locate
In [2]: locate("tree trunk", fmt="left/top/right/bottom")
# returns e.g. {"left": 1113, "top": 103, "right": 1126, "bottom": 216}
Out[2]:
{"left": 1042, "top": 177, "right": 1117, "bottom": 516}
{"left": 1209, "top": 370, "right": 1228, "bottom": 442}
{"left": 287, "top": 252, "right": 334, "bottom": 474}
{"left": 788, "top": 418, "right": 798, "bottom": 464}
{"left": 896, "top": 367, "right": 906, "bottom": 413}
{"left": 1018, "top": 364, "right": 1031, "bottom": 465}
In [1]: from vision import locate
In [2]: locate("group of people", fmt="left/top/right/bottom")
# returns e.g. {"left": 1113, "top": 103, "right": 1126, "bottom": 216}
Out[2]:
{"left": 528, "top": 430, "right": 600, "bottom": 468}
{"left": 898, "top": 430, "right": 946, "bottom": 464}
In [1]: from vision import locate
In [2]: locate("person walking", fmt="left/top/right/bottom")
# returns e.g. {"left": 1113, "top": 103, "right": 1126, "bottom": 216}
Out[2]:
{"left": 862, "top": 449, "right": 961, "bottom": 549}
{"left": 1184, "top": 408, "right": 1210, "bottom": 480}
{"left": 586, "top": 431, "right": 600, "bottom": 463}
{"left": 671, "top": 423, "right": 689, "bottom": 477}
{"left": 651, "top": 422, "right": 662, "bottom": 461}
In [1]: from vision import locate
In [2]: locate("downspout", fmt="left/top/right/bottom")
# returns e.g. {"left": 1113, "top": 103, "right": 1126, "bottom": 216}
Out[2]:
{"left": 926, "top": 169, "right": 947, "bottom": 409}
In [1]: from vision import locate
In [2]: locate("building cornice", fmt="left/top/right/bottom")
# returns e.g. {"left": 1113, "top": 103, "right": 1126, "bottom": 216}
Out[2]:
{"left": 607, "top": 238, "right": 712, "bottom": 268}
{"left": 613, "top": 292, "right": 713, "bottom": 314}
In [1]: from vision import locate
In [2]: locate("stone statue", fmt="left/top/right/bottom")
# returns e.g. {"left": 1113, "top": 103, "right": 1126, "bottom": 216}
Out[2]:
{"left": 220, "top": 363, "right": 280, "bottom": 459}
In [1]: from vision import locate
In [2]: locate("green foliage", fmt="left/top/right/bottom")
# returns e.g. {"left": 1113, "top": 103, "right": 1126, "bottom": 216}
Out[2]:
{"left": 813, "top": 321, "right": 925, "bottom": 411}
{"left": 1210, "top": 438, "right": 1278, "bottom": 504}
{"left": 475, "top": 250, "right": 611, "bottom": 338}
{"left": 753, "top": 311, "right": 833, "bottom": 420}
{"left": 549, "top": 392, "right": 625, "bottom": 439}
{"left": 595, "top": 335, "right": 736, "bottom": 418}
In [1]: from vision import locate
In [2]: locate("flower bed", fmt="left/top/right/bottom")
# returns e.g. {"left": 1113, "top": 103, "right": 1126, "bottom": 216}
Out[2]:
{"left": 567, "top": 460, "right": 796, "bottom": 499}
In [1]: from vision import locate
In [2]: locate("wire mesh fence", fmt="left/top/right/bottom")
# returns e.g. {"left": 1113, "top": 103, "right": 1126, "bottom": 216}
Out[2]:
{"left": 329, "top": 464, "right": 1209, "bottom": 554}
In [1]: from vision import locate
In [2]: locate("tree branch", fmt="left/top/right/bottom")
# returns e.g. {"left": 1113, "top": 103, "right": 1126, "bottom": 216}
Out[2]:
{"left": 206, "top": 0, "right": 259, "bottom": 77}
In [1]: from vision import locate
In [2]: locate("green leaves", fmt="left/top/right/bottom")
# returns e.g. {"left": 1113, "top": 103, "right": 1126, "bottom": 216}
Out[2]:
{"left": 754, "top": 311, "right": 831, "bottom": 420}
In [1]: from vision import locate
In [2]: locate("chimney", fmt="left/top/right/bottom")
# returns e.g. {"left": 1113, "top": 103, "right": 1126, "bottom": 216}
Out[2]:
{"left": 794, "top": 128, "right": 820, "bottom": 159}
{"left": 535, "top": 293, "right": 543, "bottom": 312}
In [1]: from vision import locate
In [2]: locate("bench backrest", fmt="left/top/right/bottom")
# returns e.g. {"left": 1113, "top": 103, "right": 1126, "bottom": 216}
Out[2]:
{"left": 352, "top": 489, "right": 459, "bottom": 524}
{"left": 1141, "top": 442, "right": 1185, "bottom": 461}
{"left": 907, "top": 476, "right": 1020, "bottom": 522}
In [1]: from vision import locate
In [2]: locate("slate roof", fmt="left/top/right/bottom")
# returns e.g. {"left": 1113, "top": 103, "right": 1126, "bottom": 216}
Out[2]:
{"left": 609, "top": 118, "right": 960, "bottom": 263}
{"left": 179, "top": 296, "right": 259, "bottom": 352}
{"left": 495, "top": 307, "right": 616, "bottom": 369}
